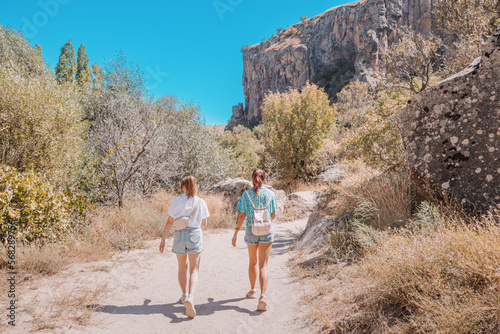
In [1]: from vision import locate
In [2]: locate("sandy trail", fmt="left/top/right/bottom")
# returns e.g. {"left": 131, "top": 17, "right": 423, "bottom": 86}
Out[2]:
{"left": 9, "top": 219, "right": 311, "bottom": 333}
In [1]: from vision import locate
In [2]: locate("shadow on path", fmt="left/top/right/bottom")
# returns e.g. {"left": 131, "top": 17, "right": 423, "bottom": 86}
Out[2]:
{"left": 92, "top": 297, "right": 260, "bottom": 323}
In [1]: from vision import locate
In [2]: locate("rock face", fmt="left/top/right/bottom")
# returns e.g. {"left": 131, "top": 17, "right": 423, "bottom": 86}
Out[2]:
{"left": 231, "top": 0, "right": 432, "bottom": 125}
{"left": 398, "top": 30, "right": 500, "bottom": 213}
{"left": 225, "top": 103, "right": 245, "bottom": 131}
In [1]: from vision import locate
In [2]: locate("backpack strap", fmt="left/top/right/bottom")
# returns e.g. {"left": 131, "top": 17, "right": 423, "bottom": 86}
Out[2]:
{"left": 247, "top": 189, "right": 273, "bottom": 210}
{"left": 245, "top": 190, "right": 256, "bottom": 209}
{"left": 264, "top": 190, "right": 273, "bottom": 209}
{"left": 188, "top": 198, "right": 201, "bottom": 218}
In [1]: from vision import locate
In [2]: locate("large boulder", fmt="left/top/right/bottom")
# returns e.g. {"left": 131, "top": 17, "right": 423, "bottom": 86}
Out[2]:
{"left": 210, "top": 178, "right": 252, "bottom": 208}
{"left": 316, "top": 163, "right": 348, "bottom": 183}
{"left": 287, "top": 191, "right": 323, "bottom": 211}
{"left": 398, "top": 30, "right": 500, "bottom": 213}
{"left": 295, "top": 214, "right": 352, "bottom": 251}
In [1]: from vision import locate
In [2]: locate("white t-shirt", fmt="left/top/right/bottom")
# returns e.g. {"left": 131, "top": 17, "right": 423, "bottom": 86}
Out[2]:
{"left": 168, "top": 194, "right": 210, "bottom": 228}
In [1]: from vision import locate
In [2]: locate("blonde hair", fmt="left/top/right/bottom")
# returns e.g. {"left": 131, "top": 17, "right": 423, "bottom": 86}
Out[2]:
{"left": 181, "top": 176, "right": 197, "bottom": 198}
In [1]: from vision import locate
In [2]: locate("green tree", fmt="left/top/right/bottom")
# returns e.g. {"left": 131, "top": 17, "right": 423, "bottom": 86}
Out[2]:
{"left": 262, "top": 83, "right": 335, "bottom": 179}
{"left": 76, "top": 43, "right": 92, "bottom": 87}
{"left": 433, "top": 0, "right": 498, "bottom": 76}
{"left": 0, "top": 27, "right": 84, "bottom": 186}
{"left": 337, "top": 86, "right": 408, "bottom": 169}
{"left": 336, "top": 81, "right": 374, "bottom": 131}
{"left": 55, "top": 40, "right": 77, "bottom": 84}
{"left": 383, "top": 28, "right": 443, "bottom": 94}
{"left": 91, "top": 63, "right": 105, "bottom": 90}
{"left": 217, "top": 125, "right": 263, "bottom": 177}
{"left": 104, "top": 51, "right": 147, "bottom": 98}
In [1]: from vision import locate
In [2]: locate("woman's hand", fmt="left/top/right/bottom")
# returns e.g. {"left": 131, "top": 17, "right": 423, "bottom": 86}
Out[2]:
{"left": 159, "top": 216, "right": 174, "bottom": 253}
{"left": 233, "top": 212, "right": 246, "bottom": 247}
{"left": 232, "top": 232, "right": 238, "bottom": 247}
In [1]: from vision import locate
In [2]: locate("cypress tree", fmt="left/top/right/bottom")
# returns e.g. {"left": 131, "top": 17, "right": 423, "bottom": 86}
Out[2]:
{"left": 91, "top": 63, "right": 105, "bottom": 90}
{"left": 76, "top": 43, "right": 92, "bottom": 87}
{"left": 55, "top": 40, "right": 76, "bottom": 84}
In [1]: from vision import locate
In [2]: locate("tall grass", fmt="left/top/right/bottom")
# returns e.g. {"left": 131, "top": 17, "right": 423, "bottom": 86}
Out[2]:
{"left": 304, "top": 206, "right": 500, "bottom": 333}
{"left": 0, "top": 190, "right": 235, "bottom": 277}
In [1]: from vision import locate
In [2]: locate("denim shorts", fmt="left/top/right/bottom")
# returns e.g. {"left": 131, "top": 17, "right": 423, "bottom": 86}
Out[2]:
{"left": 244, "top": 225, "right": 274, "bottom": 245}
{"left": 172, "top": 227, "right": 203, "bottom": 255}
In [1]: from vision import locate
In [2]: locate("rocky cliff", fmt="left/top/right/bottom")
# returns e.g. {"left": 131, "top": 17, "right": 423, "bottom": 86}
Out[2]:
{"left": 398, "top": 30, "right": 500, "bottom": 213}
{"left": 227, "top": 0, "right": 432, "bottom": 129}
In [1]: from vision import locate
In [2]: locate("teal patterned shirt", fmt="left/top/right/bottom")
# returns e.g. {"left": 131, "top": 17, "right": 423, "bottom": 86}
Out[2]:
{"left": 236, "top": 187, "right": 278, "bottom": 227}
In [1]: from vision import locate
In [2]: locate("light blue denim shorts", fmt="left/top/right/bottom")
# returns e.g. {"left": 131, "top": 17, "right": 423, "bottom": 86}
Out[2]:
{"left": 172, "top": 227, "right": 203, "bottom": 255}
{"left": 244, "top": 225, "right": 274, "bottom": 245}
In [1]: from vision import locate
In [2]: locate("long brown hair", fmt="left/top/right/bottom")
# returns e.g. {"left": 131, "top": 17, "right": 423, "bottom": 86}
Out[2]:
{"left": 252, "top": 169, "right": 266, "bottom": 194}
{"left": 181, "top": 176, "right": 197, "bottom": 198}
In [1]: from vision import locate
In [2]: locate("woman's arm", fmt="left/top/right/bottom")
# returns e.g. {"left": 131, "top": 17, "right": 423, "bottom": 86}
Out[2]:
{"left": 201, "top": 218, "right": 208, "bottom": 230}
{"left": 271, "top": 212, "right": 276, "bottom": 220}
{"left": 159, "top": 216, "right": 174, "bottom": 253}
{"left": 231, "top": 212, "right": 246, "bottom": 247}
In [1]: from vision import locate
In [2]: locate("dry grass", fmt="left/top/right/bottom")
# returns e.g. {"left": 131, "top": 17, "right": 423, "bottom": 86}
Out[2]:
{"left": 299, "top": 207, "right": 500, "bottom": 333}
{"left": 25, "top": 283, "right": 108, "bottom": 329}
{"left": 202, "top": 192, "right": 237, "bottom": 229}
{"left": 269, "top": 178, "right": 331, "bottom": 195}
{"left": 294, "top": 159, "right": 500, "bottom": 333}
{"left": 0, "top": 190, "right": 234, "bottom": 277}
{"left": 319, "top": 160, "right": 380, "bottom": 215}
{"left": 322, "top": 163, "right": 414, "bottom": 230}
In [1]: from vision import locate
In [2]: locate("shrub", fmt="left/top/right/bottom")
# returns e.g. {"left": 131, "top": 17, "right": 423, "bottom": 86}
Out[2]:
{"left": 284, "top": 27, "right": 298, "bottom": 38}
{"left": 262, "top": 82, "right": 336, "bottom": 179}
{"left": 0, "top": 165, "right": 72, "bottom": 244}
{"left": 0, "top": 25, "right": 84, "bottom": 187}
{"left": 216, "top": 125, "right": 264, "bottom": 178}
{"left": 337, "top": 86, "right": 408, "bottom": 169}
{"left": 383, "top": 28, "right": 444, "bottom": 94}
{"left": 340, "top": 114, "right": 404, "bottom": 169}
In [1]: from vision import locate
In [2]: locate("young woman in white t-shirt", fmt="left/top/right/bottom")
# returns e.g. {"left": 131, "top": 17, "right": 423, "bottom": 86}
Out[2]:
{"left": 159, "top": 176, "right": 210, "bottom": 318}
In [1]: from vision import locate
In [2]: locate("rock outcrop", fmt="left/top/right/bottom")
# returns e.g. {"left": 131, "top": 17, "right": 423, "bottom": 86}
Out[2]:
{"left": 231, "top": 0, "right": 432, "bottom": 125}
{"left": 287, "top": 191, "right": 324, "bottom": 211}
{"left": 398, "top": 30, "right": 500, "bottom": 213}
{"left": 316, "top": 163, "right": 349, "bottom": 183}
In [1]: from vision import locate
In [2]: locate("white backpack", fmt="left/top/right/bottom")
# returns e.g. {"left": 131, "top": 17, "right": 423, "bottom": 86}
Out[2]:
{"left": 246, "top": 190, "right": 272, "bottom": 236}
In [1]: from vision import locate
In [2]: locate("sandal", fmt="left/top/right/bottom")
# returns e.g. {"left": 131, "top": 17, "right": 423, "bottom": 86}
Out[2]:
{"left": 257, "top": 294, "right": 267, "bottom": 311}
{"left": 246, "top": 289, "right": 257, "bottom": 299}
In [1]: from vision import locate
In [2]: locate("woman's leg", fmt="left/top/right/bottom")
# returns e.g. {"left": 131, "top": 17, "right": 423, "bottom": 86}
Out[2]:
{"left": 247, "top": 244, "right": 258, "bottom": 290}
{"left": 176, "top": 254, "right": 188, "bottom": 294}
{"left": 257, "top": 242, "right": 272, "bottom": 295}
{"left": 187, "top": 252, "right": 202, "bottom": 295}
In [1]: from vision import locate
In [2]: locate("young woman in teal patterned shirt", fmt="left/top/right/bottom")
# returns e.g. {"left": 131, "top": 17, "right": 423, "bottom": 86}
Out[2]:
{"left": 232, "top": 169, "right": 278, "bottom": 311}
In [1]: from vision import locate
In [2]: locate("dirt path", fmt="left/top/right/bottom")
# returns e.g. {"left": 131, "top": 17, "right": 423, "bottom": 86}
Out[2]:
{"left": 9, "top": 219, "right": 311, "bottom": 333}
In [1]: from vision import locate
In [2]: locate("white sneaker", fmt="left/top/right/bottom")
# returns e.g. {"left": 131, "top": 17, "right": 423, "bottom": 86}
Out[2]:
{"left": 179, "top": 294, "right": 187, "bottom": 303}
{"left": 257, "top": 295, "right": 267, "bottom": 311}
{"left": 183, "top": 296, "right": 196, "bottom": 318}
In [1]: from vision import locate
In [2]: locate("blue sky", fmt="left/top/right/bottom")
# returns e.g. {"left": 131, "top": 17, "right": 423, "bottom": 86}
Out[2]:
{"left": 1, "top": 0, "right": 350, "bottom": 124}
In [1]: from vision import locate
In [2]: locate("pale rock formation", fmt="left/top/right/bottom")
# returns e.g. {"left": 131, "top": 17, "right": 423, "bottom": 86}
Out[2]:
{"left": 316, "top": 163, "right": 349, "bottom": 183}
{"left": 287, "top": 191, "right": 324, "bottom": 211}
{"left": 230, "top": 0, "right": 433, "bottom": 126}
